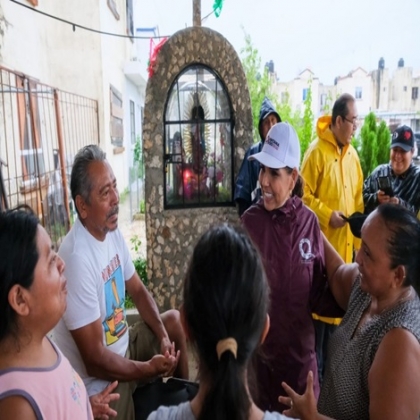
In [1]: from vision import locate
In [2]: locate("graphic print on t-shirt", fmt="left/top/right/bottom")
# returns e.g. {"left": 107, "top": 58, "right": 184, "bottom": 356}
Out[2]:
{"left": 102, "top": 262, "right": 128, "bottom": 346}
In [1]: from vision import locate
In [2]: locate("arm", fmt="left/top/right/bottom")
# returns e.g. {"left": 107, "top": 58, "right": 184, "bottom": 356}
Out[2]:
{"left": 64, "top": 256, "right": 175, "bottom": 382}
{"left": 125, "top": 272, "right": 171, "bottom": 350}
{"left": 310, "top": 226, "right": 344, "bottom": 318}
{"left": 70, "top": 317, "right": 164, "bottom": 382}
{"left": 392, "top": 165, "right": 420, "bottom": 213}
{"left": 363, "top": 173, "right": 379, "bottom": 214}
{"left": 0, "top": 396, "right": 37, "bottom": 420}
{"left": 368, "top": 328, "right": 420, "bottom": 420}
{"left": 322, "top": 233, "right": 358, "bottom": 310}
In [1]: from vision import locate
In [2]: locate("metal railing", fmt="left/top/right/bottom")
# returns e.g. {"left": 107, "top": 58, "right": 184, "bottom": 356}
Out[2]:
{"left": 0, "top": 66, "right": 99, "bottom": 248}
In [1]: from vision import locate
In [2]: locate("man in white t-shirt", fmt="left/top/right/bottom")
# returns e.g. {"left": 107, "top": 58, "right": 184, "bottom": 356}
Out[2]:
{"left": 54, "top": 145, "right": 188, "bottom": 420}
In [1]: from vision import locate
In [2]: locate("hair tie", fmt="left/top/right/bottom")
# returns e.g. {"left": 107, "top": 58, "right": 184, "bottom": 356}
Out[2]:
{"left": 216, "top": 337, "right": 237, "bottom": 360}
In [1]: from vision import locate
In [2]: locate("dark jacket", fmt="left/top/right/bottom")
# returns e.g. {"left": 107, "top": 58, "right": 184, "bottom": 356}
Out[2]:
{"left": 234, "top": 98, "right": 280, "bottom": 216}
{"left": 363, "top": 162, "right": 420, "bottom": 215}
{"left": 242, "top": 196, "right": 343, "bottom": 412}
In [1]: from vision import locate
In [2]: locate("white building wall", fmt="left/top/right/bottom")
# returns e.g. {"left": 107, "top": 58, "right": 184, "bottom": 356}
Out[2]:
{"left": 273, "top": 62, "right": 420, "bottom": 132}
{"left": 98, "top": 0, "right": 132, "bottom": 189}
{"left": 1, "top": 0, "right": 102, "bottom": 99}
{"left": 318, "top": 84, "right": 337, "bottom": 116}
{"left": 371, "top": 68, "right": 390, "bottom": 112}
{"left": 389, "top": 66, "right": 414, "bottom": 113}
{"left": 1, "top": 0, "right": 147, "bottom": 192}
{"left": 412, "top": 73, "right": 420, "bottom": 114}
{"left": 335, "top": 68, "right": 371, "bottom": 116}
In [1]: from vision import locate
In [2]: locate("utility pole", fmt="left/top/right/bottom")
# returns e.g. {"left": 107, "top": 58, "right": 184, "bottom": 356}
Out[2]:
{"left": 193, "top": 0, "right": 201, "bottom": 27}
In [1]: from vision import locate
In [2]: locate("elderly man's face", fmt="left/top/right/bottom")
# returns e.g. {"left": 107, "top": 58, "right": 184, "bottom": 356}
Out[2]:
{"left": 78, "top": 161, "right": 119, "bottom": 241}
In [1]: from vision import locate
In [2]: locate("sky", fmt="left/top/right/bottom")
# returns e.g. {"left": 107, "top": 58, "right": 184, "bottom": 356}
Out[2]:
{"left": 137, "top": 0, "right": 420, "bottom": 85}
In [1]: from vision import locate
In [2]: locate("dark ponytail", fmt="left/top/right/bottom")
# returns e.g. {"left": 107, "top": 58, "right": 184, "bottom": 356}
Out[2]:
{"left": 292, "top": 174, "right": 304, "bottom": 198}
{"left": 183, "top": 224, "right": 269, "bottom": 420}
{"left": 284, "top": 167, "right": 304, "bottom": 198}
{"left": 377, "top": 203, "right": 420, "bottom": 296}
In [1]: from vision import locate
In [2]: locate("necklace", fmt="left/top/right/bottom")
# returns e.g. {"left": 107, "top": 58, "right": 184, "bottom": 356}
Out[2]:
{"left": 375, "top": 287, "right": 413, "bottom": 316}
{"left": 355, "top": 287, "right": 413, "bottom": 336}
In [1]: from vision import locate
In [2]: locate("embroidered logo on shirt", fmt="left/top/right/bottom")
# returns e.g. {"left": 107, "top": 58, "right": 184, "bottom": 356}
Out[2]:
{"left": 299, "top": 238, "right": 315, "bottom": 262}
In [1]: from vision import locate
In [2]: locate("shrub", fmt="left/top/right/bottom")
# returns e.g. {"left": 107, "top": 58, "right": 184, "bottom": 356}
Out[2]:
{"left": 125, "top": 235, "right": 148, "bottom": 309}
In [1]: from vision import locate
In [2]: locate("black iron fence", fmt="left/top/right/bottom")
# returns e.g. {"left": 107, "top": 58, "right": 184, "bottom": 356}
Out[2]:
{"left": 0, "top": 66, "right": 99, "bottom": 248}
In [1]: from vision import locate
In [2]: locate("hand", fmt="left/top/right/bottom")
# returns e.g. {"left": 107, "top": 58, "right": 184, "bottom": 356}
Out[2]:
{"left": 150, "top": 350, "right": 180, "bottom": 378}
{"left": 160, "top": 336, "right": 173, "bottom": 355}
{"left": 279, "top": 371, "right": 318, "bottom": 420}
{"left": 89, "top": 380, "right": 119, "bottom": 420}
{"left": 329, "top": 211, "right": 346, "bottom": 229}
{"left": 377, "top": 190, "right": 399, "bottom": 205}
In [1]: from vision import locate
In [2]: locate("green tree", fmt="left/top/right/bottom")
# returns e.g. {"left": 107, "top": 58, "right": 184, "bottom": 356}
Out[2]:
{"left": 240, "top": 32, "right": 315, "bottom": 162}
{"left": 240, "top": 32, "right": 274, "bottom": 142}
{"left": 296, "top": 85, "right": 316, "bottom": 161}
{"left": 358, "top": 112, "right": 391, "bottom": 178}
{"left": 376, "top": 120, "right": 391, "bottom": 165}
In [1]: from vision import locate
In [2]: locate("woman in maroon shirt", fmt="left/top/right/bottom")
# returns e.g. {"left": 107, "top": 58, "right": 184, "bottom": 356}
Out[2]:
{"left": 242, "top": 123, "right": 342, "bottom": 412}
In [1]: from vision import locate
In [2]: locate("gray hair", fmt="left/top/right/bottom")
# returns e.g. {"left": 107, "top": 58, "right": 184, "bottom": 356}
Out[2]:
{"left": 70, "top": 145, "right": 106, "bottom": 215}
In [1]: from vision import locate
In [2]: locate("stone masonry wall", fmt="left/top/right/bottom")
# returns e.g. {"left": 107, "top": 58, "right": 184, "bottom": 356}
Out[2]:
{"left": 143, "top": 26, "right": 253, "bottom": 310}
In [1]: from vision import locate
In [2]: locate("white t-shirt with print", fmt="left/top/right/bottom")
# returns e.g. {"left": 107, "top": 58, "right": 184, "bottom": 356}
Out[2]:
{"left": 53, "top": 218, "right": 135, "bottom": 396}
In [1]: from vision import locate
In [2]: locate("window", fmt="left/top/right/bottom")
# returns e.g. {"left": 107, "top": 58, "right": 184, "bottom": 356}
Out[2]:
{"left": 355, "top": 87, "right": 362, "bottom": 99}
{"left": 130, "top": 100, "right": 136, "bottom": 144}
{"left": 320, "top": 94, "right": 327, "bottom": 107}
{"left": 163, "top": 65, "right": 234, "bottom": 209}
{"left": 21, "top": 149, "right": 45, "bottom": 180}
{"left": 126, "top": 0, "right": 134, "bottom": 37}
{"left": 412, "top": 87, "right": 419, "bottom": 100}
{"left": 302, "top": 88, "right": 309, "bottom": 101}
{"left": 110, "top": 85, "right": 123, "bottom": 147}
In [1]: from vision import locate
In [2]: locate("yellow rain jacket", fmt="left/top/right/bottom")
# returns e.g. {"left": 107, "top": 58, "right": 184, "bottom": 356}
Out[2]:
{"left": 302, "top": 116, "right": 364, "bottom": 324}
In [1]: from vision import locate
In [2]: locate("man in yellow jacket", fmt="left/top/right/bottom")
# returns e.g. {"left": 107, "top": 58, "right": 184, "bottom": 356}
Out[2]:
{"left": 301, "top": 93, "right": 364, "bottom": 382}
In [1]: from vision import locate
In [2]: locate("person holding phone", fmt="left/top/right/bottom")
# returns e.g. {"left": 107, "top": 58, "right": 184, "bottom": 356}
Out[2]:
{"left": 363, "top": 125, "right": 420, "bottom": 216}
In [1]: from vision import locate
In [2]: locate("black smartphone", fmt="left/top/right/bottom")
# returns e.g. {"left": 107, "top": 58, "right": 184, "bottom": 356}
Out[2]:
{"left": 377, "top": 176, "right": 394, "bottom": 197}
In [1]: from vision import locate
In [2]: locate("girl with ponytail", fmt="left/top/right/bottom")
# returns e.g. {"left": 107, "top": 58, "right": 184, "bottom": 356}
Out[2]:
{"left": 148, "top": 224, "right": 295, "bottom": 420}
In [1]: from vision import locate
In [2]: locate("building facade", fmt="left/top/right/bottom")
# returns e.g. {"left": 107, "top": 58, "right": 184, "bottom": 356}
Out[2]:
{"left": 0, "top": 0, "right": 146, "bottom": 196}
{"left": 272, "top": 58, "right": 420, "bottom": 131}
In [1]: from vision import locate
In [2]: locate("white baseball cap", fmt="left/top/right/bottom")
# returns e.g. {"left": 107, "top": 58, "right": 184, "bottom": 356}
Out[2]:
{"left": 248, "top": 122, "right": 301, "bottom": 169}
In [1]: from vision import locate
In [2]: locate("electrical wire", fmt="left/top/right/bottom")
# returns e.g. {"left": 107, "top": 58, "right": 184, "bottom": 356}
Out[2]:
{"left": 10, "top": 0, "right": 217, "bottom": 40}
{"left": 9, "top": 0, "right": 166, "bottom": 39}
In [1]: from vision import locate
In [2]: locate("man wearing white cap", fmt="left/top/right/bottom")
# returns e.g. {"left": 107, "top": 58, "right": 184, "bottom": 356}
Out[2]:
{"left": 242, "top": 122, "right": 343, "bottom": 413}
